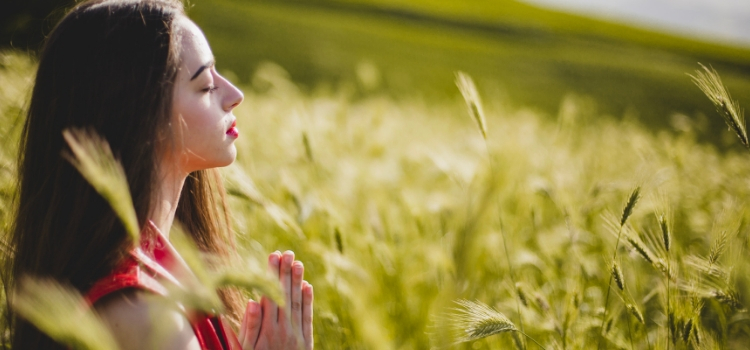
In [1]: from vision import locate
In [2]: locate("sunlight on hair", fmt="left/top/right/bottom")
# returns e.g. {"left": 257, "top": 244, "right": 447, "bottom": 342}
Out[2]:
{"left": 11, "top": 277, "right": 118, "bottom": 350}
{"left": 62, "top": 128, "right": 140, "bottom": 243}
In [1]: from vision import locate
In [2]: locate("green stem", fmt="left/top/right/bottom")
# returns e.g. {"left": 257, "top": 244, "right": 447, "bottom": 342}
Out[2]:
{"left": 627, "top": 314, "right": 634, "bottom": 350}
{"left": 666, "top": 250, "right": 671, "bottom": 350}
{"left": 598, "top": 225, "right": 624, "bottom": 349}
{"left": 518, "top": 330, "right": 547, "bottom": 350}
{"left": 500, "top": 218, "right": 524, "bottom": 335}
{"left": 482, "top": 138, "right": 525, "bottom": 337}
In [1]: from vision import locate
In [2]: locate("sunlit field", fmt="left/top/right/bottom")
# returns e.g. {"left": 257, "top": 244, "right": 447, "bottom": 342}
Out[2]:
{"left": 3, "top": 41, "right": 750, "bottom": 349}
{"left": 190, "top": 0, "right": 750, "bottom": 148}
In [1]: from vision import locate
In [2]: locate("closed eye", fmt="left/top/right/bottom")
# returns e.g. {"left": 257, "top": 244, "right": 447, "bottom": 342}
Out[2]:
{"left": 202, "top": 85, "right": 218, "bottom": 93}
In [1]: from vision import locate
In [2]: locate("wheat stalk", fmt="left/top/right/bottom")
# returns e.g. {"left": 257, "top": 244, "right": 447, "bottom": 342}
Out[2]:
{"left": 165, "top": 222, "right": 225, "bottom": 313}
{"left": 711, "top": 290, "right": 744, "bottom": 311}
{"left": 625, "top": 234, "right": 655, "bottom": 264}
{"left": 621, "top": 187, "right": 641, "bottom": 227}
{"left": 683, "top": 318, "right": 693, "bottom": 344}
{"left": 516, "top": 282, "right": 529, "bottom": 307}
{"left": 626, "top": 304, "right": 645, "bottom": 324}
{"left": 658, "top": 211, "right": 672, "bottom": 350}
{"left": 302, "top": 132, "right": 314, "bottom": 162}
{"left": 167, "top": 223, "right": 285, "bottom": 313}
{"left": 612, "top": 261, "right": 625, "bottom": 291}
{"left": 455, "top": 73, "right": 526, "bottom": 337}
{"left": 11, "top": 277, "right": 119, "bottom": 350}
{"left": 600, "top": 186, "right": 641, "bottom": 349}
{"left": 62, "top": 128, "right": 140, "bottom": 243}
{"left": 443, "top": 299, "right": 546, "bottom": 349}
{"left": 708, "top": 230, "right": 728, "bottom": 266}
{"left": 658, "top": 214, "right": 671, "bottom": 253}
{"left": 456, "top": 71, "right": 488, "bottom": 140}
{"left": 450, "top": 299, "right": 516, "bottom": 342}
{"left": 689, "top": 64, "right": 748, "bottom": 148}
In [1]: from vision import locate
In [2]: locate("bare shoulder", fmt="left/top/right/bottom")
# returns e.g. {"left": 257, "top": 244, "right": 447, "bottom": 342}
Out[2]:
{"left": 95, "top": 289, "right": 201, "bottom": 350}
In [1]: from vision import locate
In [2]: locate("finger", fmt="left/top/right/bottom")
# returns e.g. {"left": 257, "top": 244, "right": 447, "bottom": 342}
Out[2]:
{"left": 239, "top": 300, "right": 249, "bottom": 344}
{"left": 269, "top": 251, "right": 281, "bottom": 277}
{"left": 264, "top": 252, "right": 281, "bottom": 323}
{"left": 260, "top": 296, "right": 277, "bottom": 333}
{"left": 291, "top": 261, "right": 304, "bottom": 330}
{"left": 278, "top": 250, "right": 295, "bottom": 324}
{"left": 240, "top": 300, "right": 262, "bottom": 349}
{"left": 302, "top": 281, "right": 314, "bottom": 350}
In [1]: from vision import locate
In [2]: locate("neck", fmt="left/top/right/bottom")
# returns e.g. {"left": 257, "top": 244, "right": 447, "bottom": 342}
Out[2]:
{"left": 150, "top": 165, "right": 188, "bottom": 239}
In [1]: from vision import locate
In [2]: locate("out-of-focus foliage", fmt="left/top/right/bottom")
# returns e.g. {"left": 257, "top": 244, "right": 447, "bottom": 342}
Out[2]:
{"left": 1, "top": 0, "right": 75, "bottom": 51}
{"left": 191, "top": 0, "right": 750, "bottom": 148}
{"left": 11, "top": 277, "right": 119, "bottom": 350}
{"left": 4, "top": 47, "right": 750, "bottom": 349}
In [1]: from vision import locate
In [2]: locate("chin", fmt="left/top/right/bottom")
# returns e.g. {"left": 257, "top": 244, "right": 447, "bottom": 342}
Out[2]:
{"left": 216, "top": 146, "right": 238, "bottom": 167}
{"left": 190, "top": 147, "right": 237, "bottom": 171}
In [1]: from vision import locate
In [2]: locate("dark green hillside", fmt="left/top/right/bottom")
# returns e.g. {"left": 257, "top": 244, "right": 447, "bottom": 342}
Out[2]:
{"left": 190, "top": 0, "right": 750, "bottom": 147}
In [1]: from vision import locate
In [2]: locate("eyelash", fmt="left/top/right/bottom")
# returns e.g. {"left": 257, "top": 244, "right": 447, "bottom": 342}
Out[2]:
{"left": 202, "top": 85, "right": 218, "bottom": 93}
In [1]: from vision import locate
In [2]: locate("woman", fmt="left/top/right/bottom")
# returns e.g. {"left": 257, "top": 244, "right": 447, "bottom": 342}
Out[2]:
{"left": 7, "top": 0, "right": 313, "bottom": 349}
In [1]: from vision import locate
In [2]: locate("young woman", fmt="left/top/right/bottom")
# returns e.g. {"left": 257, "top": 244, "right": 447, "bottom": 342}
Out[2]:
{"left": 7, "top": 0, "right": 313, "bottom": 349}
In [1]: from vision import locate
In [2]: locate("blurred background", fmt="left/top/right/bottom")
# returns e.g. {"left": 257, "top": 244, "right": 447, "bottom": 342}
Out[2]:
{"left": 4, "top": 0, "right": 750, "bottom": 147}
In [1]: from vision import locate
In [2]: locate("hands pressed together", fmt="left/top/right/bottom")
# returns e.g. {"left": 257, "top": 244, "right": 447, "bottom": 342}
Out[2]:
{"left": 239, "top": 251, "right": 313, "bottom": 350}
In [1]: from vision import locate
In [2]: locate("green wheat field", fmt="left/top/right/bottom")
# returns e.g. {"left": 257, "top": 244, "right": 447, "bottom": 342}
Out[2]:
{"left": 4, "top": 0, "right": 750, "bottom": 348}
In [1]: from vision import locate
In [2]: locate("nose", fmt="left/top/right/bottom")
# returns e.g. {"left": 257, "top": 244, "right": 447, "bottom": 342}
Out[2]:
{"left": 221, "top": 76, "right": 244, "bottom": 112}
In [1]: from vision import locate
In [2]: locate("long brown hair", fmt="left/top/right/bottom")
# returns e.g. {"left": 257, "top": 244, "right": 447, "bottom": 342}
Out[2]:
{"left": 7, "top": 0, "right": 242, "bottom": 348}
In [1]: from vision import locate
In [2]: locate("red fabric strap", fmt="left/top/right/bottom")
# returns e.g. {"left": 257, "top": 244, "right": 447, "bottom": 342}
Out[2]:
{"left": 84, "top": 222, "right": 241, "bottom": 350}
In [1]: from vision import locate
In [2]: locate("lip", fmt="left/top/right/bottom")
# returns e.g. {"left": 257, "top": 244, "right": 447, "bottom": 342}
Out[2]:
{"left": 226, "top": 119, "right": 239, "bottom": 138}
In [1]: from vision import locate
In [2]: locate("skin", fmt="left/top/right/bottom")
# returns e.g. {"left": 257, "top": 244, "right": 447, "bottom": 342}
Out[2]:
{"left": 96, "top": 16, "right": 313, "bottom": 350}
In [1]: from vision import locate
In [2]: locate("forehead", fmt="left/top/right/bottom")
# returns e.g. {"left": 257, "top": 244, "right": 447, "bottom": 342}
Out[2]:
{"left": 175, "top": 17, "right": 213, "bottom": 76}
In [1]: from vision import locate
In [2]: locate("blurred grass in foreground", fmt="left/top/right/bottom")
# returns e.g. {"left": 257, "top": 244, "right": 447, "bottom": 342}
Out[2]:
{"left": 4, "top": 47, "right": 750, "bottom": 348}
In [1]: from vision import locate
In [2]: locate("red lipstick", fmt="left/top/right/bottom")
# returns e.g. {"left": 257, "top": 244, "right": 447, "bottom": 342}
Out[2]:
{"left": 226, "top": 120, "right": 239, "bottom": 138}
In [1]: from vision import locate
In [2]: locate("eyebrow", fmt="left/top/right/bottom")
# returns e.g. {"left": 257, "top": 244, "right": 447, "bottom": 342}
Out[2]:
{"left": 189, "top": 60, "right": 215, "bottom": 81}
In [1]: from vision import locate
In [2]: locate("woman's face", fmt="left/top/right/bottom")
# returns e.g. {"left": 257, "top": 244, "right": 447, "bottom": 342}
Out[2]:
{"left": 169, "top": 16, "right": 243, "bottom": 174}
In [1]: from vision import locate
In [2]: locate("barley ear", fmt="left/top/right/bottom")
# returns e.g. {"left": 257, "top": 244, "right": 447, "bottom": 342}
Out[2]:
{"left": 166, "top": 222, "right": 225, "bottom": 313}
{"left": 626, "top": 235, "right": 655, "bottom": 264}
{"left": 612, "top": 261, "right": 625, "bottom": 291}
{"left": 620, "top": 187, "right": 641, "bottom": 227}
{"left": 334, "top": 227, "right": 344, "bottom": 254}
{"left": 683, "top": 318, "right": 693, "bottom": 343}
{"left": 448, "top": 299, "right": 517, "bottom": 343}
{"left": 302, "top": 132, "right": 314, "bottom": 162}
{"left": 712, "top": 290, "right": 744, "bottom": 311}
{"left": 708, "top": 230, "right": 728, "bottom": 265}
{"left": 11, "top": 277, "right": 119, "bottom": 350}
{"left": 62, "top": 128, "right": 140, "bottom": 243}
{"left": 455, "top": 71, "right": 488, "bottom": 140}
{"left": 690, "top": 64, "right": 748, "bottom": 148}
{"left": 659, "top": 214, "right": 671, "bottom": 252}
{"left": 669, "top": 312, "right": 678, "bottom": 345}
{"left": 515, "top": 282, "right": 529, "bottom": 307}
{"left": 626, "top": 304, "right": 645, "bottom": 324}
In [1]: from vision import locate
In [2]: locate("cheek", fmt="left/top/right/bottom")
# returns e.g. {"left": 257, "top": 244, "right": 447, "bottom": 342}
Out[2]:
{"left": 174, "top": 97, "right": 217, "bottom": 143}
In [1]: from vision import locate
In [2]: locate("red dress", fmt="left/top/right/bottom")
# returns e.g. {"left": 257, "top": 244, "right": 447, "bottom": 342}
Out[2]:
{"left": 85, "top": 221, "right": 242, "bottom": 350}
